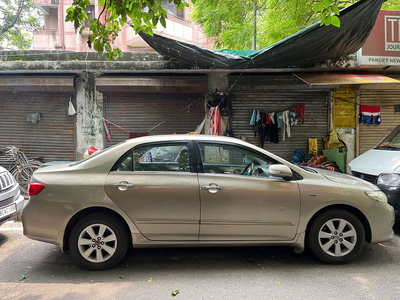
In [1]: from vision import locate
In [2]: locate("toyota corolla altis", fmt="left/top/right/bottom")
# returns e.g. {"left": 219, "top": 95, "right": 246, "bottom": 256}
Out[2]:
{"left": 22, "top": 135, "right": 394, "bottom": 270}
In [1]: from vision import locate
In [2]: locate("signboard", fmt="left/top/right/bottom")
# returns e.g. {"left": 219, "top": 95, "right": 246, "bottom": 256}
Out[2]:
{"left": 294, "top": 73, "right": 399, "bottom": 85}
{"left": 333, "top": 85, "right": 355, "bottom": 128}
{"left": 357, "top": 10, "right": 400, "bottom": 66}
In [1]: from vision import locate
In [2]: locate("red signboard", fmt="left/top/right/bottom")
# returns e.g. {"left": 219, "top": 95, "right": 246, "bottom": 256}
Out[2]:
{"left": 358, "top": 10, "right": 400, "bottom": 65}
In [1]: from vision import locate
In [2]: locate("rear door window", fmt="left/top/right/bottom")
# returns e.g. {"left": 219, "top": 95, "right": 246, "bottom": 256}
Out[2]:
{"left": 114, "top": 142, "right": 191, "bottom": 172}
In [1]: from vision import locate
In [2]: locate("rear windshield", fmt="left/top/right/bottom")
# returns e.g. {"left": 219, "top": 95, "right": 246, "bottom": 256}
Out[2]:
{"left": 375, "top": 126, "right": 400, "bottom": 150}
{"left": 70, "top": 141, "right": 127, "bottom": 166}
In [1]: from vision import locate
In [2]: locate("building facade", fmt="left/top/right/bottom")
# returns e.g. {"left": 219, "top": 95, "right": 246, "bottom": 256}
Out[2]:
{"left": 32, "top": 0, "right": 212, "bottom": 52}
{"left": 1, "top": 9, "right": 400, "bottom": 174}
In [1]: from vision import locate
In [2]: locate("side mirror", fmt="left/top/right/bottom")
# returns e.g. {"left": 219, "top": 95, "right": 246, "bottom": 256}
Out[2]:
{"left": 269, "top": 164, "right": 293, "bottom": 179}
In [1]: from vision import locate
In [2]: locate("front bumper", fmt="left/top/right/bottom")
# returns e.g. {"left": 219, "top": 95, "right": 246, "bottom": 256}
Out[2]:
{"left": 0, "top": 193, "right": 24, "bottom": 225}
{"left": 377, "top": 184, "right": 400, "bottom": 217}
{"left": 366, "top": 200, "right": 395, "bottom": 244}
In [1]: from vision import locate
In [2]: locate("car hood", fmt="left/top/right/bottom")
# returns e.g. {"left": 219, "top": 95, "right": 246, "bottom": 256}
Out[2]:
{"left": 348, "top": 149, "right": 400, "bottom": 175}
{"left": 308, "top": 168, "right": 378, "bottom": 190}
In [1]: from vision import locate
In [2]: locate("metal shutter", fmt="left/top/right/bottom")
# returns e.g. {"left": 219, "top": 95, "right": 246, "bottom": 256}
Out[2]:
{"left": 358, "top": 83, "right": 400, "bottom": 155}
{"left": 229, "top": 75, "right": 333, "bottom": 161}
{"left": 104, "top": 93, "right": 205, "bottom": 147}
{"left": 0, "top": 92, "right": 75, "bottom": 165}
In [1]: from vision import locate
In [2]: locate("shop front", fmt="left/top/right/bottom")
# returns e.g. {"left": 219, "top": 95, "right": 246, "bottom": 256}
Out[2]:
{"left": 0, "top": 76, "right": 76, "bottom": 165}
{"left": 226, "top": 74, "right": 335, "bottom": 161}
{"left": 95, "top": 75, "right": 208, "bottom": 148}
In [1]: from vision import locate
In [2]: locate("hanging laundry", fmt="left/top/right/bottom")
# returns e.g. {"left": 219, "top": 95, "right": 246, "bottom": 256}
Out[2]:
{"left": 276, "top": 113, "right": 281, "bottom": 129}
{"left": 249, "top": 109, "right": 261, "bottom": 125}
{"left": 280, "top": 110, "right": 291, "bottom": 141}
{"left": 249, "top": 104, "right": 305, "bottom": 144}
{"left": 359, "top": 105, "right": 382, "bottom": 125}
{"left": 269, "top": 112, "right": 275, "bottom": 124}
{"left": 294, "top": 104, "right": 305, "bottom": 124}
{"left": 129, "top": 132, "right": 148, "bottom": 139}
{"left": 289, "top": 109, "right": 299, "bottom": 126}
{"left": 308, "top": 138, "right": 318, "bottom": 155}
{"left": 257, "top": 113, "right": 268, "bottom": 148}
{"left": 268, "top": 114, "right": 279, "bottom": 144}
{"left": 208, "top": 106, "right": 222, "bottom": 135}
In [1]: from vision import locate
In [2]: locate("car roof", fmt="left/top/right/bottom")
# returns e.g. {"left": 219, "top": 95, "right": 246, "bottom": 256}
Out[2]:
{"left": 124, "top": 134, "right": 247, "bottom": 144}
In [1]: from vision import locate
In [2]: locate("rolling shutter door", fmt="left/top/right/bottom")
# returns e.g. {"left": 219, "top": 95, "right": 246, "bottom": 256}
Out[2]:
{"left": 229, "top": 75, "right": 333, "bottom": 161}
{"left": 358, "top": 83, "right": 400, "bottom": 155}
{"left": 104, "top": 93, "right": 205, "bottom": 148}
{"left": 0, "top": 92, "right": 75, "bottom": 165}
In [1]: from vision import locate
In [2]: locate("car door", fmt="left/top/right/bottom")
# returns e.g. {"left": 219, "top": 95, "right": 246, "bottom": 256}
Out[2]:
{"left": 104, "top": 141, "right": 200, "bottom": 241}
{"left": 196, "top": 142, "right": 301, "bottom": 241}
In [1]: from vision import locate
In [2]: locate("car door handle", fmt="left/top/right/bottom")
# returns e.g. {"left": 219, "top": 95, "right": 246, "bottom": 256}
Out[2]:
{"left": 112, "top": 181, "right": 134, "bottom": 191}
{"left": 202, "top": 184, "right": 223, "bottom": 193}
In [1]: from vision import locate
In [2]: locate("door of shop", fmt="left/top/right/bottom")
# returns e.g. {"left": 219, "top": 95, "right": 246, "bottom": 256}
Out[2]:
{"left": 229, "top": 75, "right": 333, "bottom": 161}
{"left": 103, "top": 93, "right": 205, "bottom": 147}
{"left": 0, "top": 92, "right": 76, "bottom": 165}
{"left": 358, "top": 84, "right": 400, "bottom": 155}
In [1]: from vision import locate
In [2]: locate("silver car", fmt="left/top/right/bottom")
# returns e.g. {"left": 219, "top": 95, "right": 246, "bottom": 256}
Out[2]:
{"left": 0, "top": 166, "right": 24, "bottom": 226}
{"left": 22, "top": 135, "right": 395, "bottom": 270}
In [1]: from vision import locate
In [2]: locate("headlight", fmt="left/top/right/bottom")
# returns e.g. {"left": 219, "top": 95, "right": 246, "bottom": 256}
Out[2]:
{"left": 365, "top": 190, "right": 388, "bottom": 203}
{"left": 377, "top": 173, "right": 400, "bottom": 186}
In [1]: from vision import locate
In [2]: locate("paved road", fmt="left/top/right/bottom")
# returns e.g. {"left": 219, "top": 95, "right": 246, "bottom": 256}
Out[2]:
{"left": 1, "top": 221, "right": 400, "bottom": 300}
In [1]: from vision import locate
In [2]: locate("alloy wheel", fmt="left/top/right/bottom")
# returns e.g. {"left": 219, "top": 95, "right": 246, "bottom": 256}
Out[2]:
{"left": 77, "top": 223, "right": 118, "bottom": 263}
{"left": 317, "top": 218, "right": 357, "bottom": 257}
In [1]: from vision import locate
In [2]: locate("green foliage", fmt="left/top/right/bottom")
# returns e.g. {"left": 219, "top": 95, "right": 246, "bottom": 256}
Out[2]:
{"left": 192, "top": 0, "right": 400, "bottom": 50}
{"left": 66, "top": 0, "right": 192, "bottom": 60}
{"left": 65, "top": 0, "right": 400, "bottom": 57}
{"left": 314, "top": 0, "right": 341, "bottom": 27}
{"left": 0, "top": 0, "right": 42, "bottom": 50}
{"left": 192, "top": 0, "right": 320, "bottom": 50}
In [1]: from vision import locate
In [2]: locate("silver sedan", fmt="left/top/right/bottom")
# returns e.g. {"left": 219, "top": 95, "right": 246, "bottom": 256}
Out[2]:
{"left": 22, "top": 135, "right": 395, "bottom": 270}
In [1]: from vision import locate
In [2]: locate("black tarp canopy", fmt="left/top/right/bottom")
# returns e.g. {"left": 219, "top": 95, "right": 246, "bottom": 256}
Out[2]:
{"left": 139, "top": 0, "right": 384, "bottom": 69}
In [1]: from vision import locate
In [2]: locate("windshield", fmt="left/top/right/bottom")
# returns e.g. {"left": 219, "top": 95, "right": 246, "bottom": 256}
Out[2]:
{"left": 374, "top": 125, "right": 400, "bottom": 150}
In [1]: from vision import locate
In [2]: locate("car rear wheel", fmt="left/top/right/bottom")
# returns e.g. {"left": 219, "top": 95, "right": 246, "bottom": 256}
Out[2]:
{"left": 307, "top": 209, "right": 365, "bottom": 264}
{"left": 69, "top": 213, "right": 129, "bottom": 270}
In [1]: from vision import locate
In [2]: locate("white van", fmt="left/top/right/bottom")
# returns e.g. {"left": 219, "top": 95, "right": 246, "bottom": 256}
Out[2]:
{"left": 349, "top": 125, "right": 400, "bottom": 218}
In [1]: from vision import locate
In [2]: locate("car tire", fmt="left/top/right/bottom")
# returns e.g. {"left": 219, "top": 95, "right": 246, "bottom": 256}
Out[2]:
{"left": 69, "top": 213, "right": 129, "bottom": 270}
{"left": 307, "top": 209, "right": 365, "bottom": 264}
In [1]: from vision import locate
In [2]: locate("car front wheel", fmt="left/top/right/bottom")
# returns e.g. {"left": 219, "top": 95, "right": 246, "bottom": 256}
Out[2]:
{"left": 69, "top": 213, "right": 129, "bottom": 270}
{"left": 307, "top": 209, "right": 365, "bottom": 264}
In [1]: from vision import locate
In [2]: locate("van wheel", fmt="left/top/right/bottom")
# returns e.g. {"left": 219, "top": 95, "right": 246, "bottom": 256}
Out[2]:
{"left": 307, "top": 209, "right": 365, "bottom": 264}
{"left": 69, "top": 213, "right": 129, "bottom": 270}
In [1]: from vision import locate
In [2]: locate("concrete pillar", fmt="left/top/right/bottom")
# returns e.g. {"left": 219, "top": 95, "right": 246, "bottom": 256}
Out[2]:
{"left": 74, "top": 72, "right": 105, "bottom": 159}
{"left": 207, "top": 73, "right": 229, "bottom": 93}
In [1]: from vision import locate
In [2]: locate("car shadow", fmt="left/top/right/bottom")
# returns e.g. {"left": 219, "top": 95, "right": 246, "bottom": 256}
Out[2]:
{"left": 0, "top": 232, "right": 9, "bottom": 248}
{"left": 1, "top": 227, "right": 400, "bottom": 285}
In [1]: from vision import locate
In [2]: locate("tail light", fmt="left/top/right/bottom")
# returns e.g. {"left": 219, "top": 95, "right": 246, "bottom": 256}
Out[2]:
{"left": 28, "top": 183, "right": 45, "bottom": 196}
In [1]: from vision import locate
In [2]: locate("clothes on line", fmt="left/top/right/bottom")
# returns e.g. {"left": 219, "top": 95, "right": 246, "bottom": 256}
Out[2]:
{"left": 129, "top": 132, "right": 149, "bottom": 139}
{"left": 250, "top": 104, "right": 305, "bottom": 148}
{"left": 359, "top": 105, "right": 381, "bottom": 125}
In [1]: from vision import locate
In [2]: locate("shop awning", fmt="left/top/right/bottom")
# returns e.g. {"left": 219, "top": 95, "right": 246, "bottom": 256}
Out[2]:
{"left": 293, "top": 73, "right": 400, "bottom": 85}
{"left": 139, "top": 0, "right": 384, "bottom": 69}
